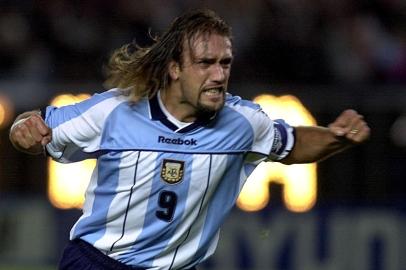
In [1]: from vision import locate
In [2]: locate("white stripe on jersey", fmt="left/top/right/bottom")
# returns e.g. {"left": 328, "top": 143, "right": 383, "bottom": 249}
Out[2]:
{"left": 151, "top": 154, "right": 229, "bottom": 269}
{"left": 70, "top": 162, "right": 100, "bottom": 239}
{"left": 93, "top": 151, "right": 159, "bottom": 255}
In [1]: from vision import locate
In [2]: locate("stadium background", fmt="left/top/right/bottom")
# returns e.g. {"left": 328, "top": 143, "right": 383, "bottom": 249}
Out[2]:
{"left": 0, "top": 1, "right": 405, "bottom": 269}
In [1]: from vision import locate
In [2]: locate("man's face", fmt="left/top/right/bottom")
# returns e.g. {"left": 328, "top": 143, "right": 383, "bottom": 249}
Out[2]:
{"left": 177, "top": 33, "right": 233, "bottom": 116}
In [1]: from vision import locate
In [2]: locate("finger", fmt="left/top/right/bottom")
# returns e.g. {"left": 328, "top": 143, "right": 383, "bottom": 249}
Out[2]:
{"left": 12, "top": 130, "right": 31, "bottom": 149}
{"left": 14, "top": 125, "right": 35, "bottom": 149}
{"left": 328, "top": 124, "right": 346, "bottom": 136}
{"left": 346, "top": 122, "right": 370, "bottom": 142}
{"left": 21, "top": 114, "right": 50, "bottom": 144}
{"left": 331, "top": 110, "right": 365, "bottom": 136}
{"left": 28, "top": 126, "right": 44, "bottom": 143}
{"left": 334, "top": 109, "right": 357, "bottom": 127}
{"left": 20, "top": 118, "right": 43, "bottom": 144}
{"left": 16, "top": 119, "right": 45, "bottom": 147}
{"left": 30, "top": 114, "right": 51, "bottom": 136}
{"left": 345, "top": 115, "right": 366, "bottom": 140}
{"left": 24, "top": 114, "right": 49, "bottom": 136}
{"left": 348, "top": 113, "right": 364, "bottom": 129}
{"left": 41, "top": 134, "right": 52, "bottom": 146}
{"left": 341, "top": 111, "right": 363, "bottom": 133}
{"left": 328, "top": 109, "right": 358, "bottom": 136}
{"left": 21, "top": 126, "right": 37, "bottom": 145}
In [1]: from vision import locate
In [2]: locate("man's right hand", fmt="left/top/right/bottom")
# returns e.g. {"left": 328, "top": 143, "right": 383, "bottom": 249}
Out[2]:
{"left": 9, "top": 111, "right": 52, "bottom": 155}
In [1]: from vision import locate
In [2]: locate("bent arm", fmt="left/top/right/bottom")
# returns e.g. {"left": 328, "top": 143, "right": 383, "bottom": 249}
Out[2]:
{"left": 280, "top": 109, "right": 370, "bottom": 164}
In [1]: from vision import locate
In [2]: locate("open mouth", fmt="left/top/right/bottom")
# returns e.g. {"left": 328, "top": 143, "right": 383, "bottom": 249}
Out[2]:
{"left": 202, "top": 87, "right": 223, "bottom": 96}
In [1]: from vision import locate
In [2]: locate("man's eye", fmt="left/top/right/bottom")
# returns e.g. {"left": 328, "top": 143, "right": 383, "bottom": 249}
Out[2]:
{"left": 221, "top": 63, "right": 231, "bottom": 69}
{"left": 198, "top": 61, "right": 211, "bottom": 68}
{"left": 220, "top": 58, "right": 233, "bottom": 66}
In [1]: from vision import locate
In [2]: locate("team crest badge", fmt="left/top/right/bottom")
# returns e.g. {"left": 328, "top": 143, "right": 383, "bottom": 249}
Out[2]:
{"left": 161, "top": 159, "right": 185, "bottom": 184}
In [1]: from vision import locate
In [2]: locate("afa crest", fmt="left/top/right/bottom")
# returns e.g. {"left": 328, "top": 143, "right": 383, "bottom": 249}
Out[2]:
{"left": 161, "top": 159, "right": 185, "bottom": 184}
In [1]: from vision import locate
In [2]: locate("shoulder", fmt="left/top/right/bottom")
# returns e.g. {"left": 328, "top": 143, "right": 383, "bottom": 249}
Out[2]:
{"left": 45, "top": 88, "right": 131, "bottom": 127}
{"left": 224, "top": 93, "right": 265, "bottom": 121}
{"left": 225, "top": 93, "right": 261, "bottom": 111}
{"left": 218, "top": 93, "right": 271, "bottom": 130}
{"left": 88, "top": 88, "right": 128, "bottom": 104}
{"left": 66, "top": 88, "right": 130, "bottom": 114}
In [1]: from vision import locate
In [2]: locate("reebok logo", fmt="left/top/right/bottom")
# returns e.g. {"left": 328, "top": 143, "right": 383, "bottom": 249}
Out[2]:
{"left": 158, "top": 136, "right": 197, "bottom": 146}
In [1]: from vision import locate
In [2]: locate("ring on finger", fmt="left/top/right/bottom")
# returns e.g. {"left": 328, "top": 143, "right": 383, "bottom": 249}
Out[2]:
{"left": 349, "top": 129, "right": 359, "bottom": 134}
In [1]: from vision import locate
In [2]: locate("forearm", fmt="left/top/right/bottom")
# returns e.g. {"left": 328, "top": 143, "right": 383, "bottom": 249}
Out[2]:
{"left": 281, "top": 126, "right": 351, "bottom": 164}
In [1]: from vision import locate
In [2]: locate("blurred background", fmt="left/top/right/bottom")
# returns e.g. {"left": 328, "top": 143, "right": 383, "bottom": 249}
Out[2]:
{"left": 0, "top": 0, "right": 405, "bottom": 269}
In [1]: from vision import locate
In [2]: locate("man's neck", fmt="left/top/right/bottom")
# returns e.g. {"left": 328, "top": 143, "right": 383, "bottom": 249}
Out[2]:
{"left": 160, "top": 88, "right": 197, "bottom": 123}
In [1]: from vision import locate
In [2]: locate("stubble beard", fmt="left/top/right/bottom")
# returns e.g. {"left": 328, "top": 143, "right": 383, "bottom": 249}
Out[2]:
{"left": 195, "top": 93, "right": 225, "bottom": 119}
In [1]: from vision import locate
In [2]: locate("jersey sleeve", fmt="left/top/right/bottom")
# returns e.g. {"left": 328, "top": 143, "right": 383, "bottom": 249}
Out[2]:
{"left": 267, "top": 119, "right": 295, "bottom": 161}
{"left": 249, "top": 108, "right": 295, "bottom": 161}
{"left": 44, "top": 89, "right": 126, "bottom": 163}
{"left": 227, "top": 95, "right": 295, "bottom": 162}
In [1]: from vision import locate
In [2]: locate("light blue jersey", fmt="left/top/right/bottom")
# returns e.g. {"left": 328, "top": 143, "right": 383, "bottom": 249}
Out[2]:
{"left": 44, "top": 88, "right": 295, "bottom": 270}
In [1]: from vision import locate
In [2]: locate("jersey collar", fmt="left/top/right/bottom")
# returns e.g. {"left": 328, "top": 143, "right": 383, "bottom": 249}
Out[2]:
{"left": 149, "top": 94, "right": 215, "bottom": 133}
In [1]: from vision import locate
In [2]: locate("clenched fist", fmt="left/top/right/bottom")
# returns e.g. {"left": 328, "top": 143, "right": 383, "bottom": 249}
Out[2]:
{"left": 9, "top": 111, "right": 52, "bottom": 155}
{"left": 328, "top": 109, "right": 370, "bottom": 144}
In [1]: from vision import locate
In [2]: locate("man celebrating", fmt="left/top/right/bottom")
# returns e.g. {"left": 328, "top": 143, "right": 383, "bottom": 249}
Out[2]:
{"left": 9, "top": 9, "right": 370, "bottom": 270}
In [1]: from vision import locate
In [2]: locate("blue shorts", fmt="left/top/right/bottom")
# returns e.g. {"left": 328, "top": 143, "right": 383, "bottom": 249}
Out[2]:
{"left": 59, "top": 239, "right": 197, "bottom": 270}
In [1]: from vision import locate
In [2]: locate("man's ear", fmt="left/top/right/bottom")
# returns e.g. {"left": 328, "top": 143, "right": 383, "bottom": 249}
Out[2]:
{"left": 168, "top": 61, "right": 180, "bottom": 80}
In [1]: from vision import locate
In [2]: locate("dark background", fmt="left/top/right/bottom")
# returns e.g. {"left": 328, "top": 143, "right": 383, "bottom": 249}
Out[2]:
{"left": 0, "top": 0, "right": 405, "bottom": 269}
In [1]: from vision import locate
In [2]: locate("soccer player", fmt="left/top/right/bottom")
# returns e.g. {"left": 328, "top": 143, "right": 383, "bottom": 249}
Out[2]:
{"left": 9, "top": 9, "right": 370, "bottom": 270}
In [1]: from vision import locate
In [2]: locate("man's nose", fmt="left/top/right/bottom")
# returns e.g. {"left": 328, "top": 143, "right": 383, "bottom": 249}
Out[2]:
{"left": 210, "top": 64, "right": 226, "bottom": 82}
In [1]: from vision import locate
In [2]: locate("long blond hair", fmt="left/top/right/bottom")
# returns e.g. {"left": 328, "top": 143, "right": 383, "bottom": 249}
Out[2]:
{"left": 104, "top": 9, "right": 232, "bottom": 102}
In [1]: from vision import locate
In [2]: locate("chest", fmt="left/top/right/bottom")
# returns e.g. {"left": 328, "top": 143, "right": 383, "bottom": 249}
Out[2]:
{"left": 99, "top": 109, "right": 255, "bottom": 154}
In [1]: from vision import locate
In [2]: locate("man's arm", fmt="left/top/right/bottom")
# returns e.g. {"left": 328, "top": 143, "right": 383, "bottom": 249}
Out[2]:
{"left": 280, "top": 109, "right": 370, "bottom": 164}
{"left": 9, "top": 110, "right": 52, "bottom": 155}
